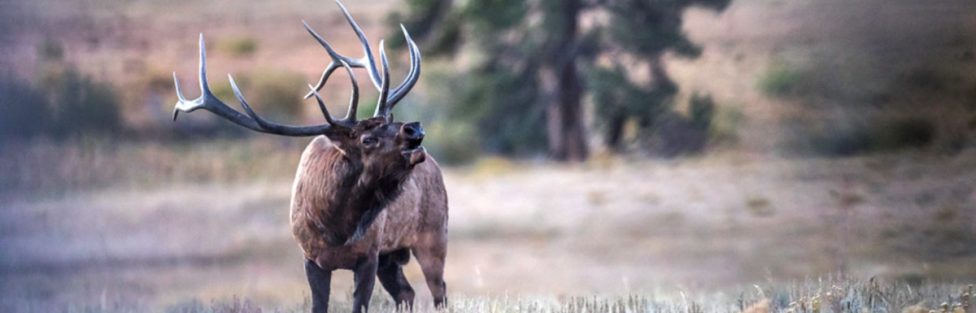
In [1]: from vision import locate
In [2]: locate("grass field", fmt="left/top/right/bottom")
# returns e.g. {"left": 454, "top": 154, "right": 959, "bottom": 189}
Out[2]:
{"left": 46, "top": 280, "right": 974, "bottom": 313}
{"left": 2, "top": 138, "right": 975, "bottom": 312}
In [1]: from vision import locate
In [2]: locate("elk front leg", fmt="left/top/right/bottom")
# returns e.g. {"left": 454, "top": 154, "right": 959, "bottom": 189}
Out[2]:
{"left": 352, "top": 254, "right": 379, "bottom": 313}
{"left": 305, "top": 259, "right": 333, "bottom": 313}
{"left": 377, "top": 249, "right": 415, "bottom": 309}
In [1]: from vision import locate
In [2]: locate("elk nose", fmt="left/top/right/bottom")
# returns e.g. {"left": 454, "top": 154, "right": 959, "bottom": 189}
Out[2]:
{"left": 401, "top": 122, "right": 425, "bottom": 147}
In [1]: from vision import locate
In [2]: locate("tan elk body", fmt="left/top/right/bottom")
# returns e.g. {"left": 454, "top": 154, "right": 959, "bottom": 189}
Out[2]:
{"left": 290, "top": 134, "right": 449, "bottom": 281}
{"left": 171, "top": 1, "right": 449, "bottom": 312}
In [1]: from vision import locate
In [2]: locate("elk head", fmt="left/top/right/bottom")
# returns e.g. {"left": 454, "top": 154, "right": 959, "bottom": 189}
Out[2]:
{"left": 172, "top": 1, "right": 425, "bottom": 180}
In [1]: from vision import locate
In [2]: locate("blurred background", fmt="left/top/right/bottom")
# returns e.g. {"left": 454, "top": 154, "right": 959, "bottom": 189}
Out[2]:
{"left": 1, "top": 0, "right": 975, "bottom": 311}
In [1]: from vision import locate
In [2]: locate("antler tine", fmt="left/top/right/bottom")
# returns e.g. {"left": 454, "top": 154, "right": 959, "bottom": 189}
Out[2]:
{"left": 198, "top": 33, "right": 211, "bottom": 94}
{"left": 338, "top": 60, "right": 360, "bottom": 122}
{"left": 173, "top": 34, "right": 259, "bottom": 129}
{"left": 229, "top": 74, "right": 276, "bottom": 131}
{"left": 374, "top": 41, "right": 392, "bottom": 117}
{"left": 306, "top": 84, "right": 336, "bottom": 125}
{"left": 334, "top": 0, "right": 383, "bottom": 88}
{"left": 384, "top": 24, "right": 423, "bottom": 112}
{"left": 301, "top": 0, "right": 383, "bottom": 100}
{"left": 301, "top": 21, "right": 348, "bottom": 100}
{"left": 171, "top": 34, "right": 202, "bottom": 121}
{"left": 172, "top": 33, "right": 335, "bottom": 136}
{"left": 172, "top": 74, "right": 186, "bottom": 121}
{"left": 302, "top": 0, "right": 424, "bottom": 118}
{"left": 302, "top": 58, "right": 359, "bottom": 125}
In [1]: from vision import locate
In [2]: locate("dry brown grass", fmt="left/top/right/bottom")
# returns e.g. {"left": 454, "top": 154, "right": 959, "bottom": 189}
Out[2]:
{"left": 3, "top": 280, "right": 973, "bottom": 312}
{"left": 0, "top": 137, "right": 304, "bottom": 197}
{"left": 2, "top": 140, "right": 975, "bottom": 312}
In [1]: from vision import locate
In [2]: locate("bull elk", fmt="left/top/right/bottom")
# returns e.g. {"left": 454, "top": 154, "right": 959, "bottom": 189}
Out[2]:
{"left": 171, "top": 2, "right": 448, "bottom": 312}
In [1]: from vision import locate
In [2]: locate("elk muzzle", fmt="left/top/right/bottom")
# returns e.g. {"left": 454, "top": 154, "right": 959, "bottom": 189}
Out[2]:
{"left": 401, "top": 122, "right": 426, "bottom": 166}
{"left": 401, "top": 122, "right": 424, "bottom": 149}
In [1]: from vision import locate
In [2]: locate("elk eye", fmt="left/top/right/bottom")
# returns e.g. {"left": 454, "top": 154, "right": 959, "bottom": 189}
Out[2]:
{"left": 361, "top": 136, "right": 378, "bottom": 146}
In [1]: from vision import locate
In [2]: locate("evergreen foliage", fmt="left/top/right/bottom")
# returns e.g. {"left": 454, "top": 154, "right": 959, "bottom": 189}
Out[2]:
{"left": 389, "top": 0, "right": 732, "bottom": 159}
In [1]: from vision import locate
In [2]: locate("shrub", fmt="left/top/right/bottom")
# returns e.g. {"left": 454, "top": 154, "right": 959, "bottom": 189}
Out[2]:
{"left": 644, "top": 111, "right": 707, "bottom": 157}
{"left": 209, "top": 69, "right": 305, "bottom": 121}
{"left": 689, "top": 93, "right": 715, "bottom": 131}
{"left": 874, "top": 116, "right": 934, "bottom": 150}
{"left": 1, "top": 39, "right": 123, "bottom": 141}
{"left": 900, "top": 66, "right": 945, "bottom": 92}
{"left": 384, "top": 71, "right": 483, "bottom": 165}
{"left": 0, "top": 74, "right": 51, "bottom": 142}
{"left": 589, "top": 64, "right": 673, "bottom": 152}
{"left": 36, "top": 38, "right": 64, "bottom": 62}
{"left": 458, "top": 67, "right": 546, "bottom": 156}
{"left": 795, "top": 115, "right": 935, "bottom": 156}
{"left": 709, "top": 105, "right": 744, "bottom": 146}
{"left": 642, "top": 93, "right": 719, "bottom": 157}
{"left": 422, "top": 122, "right": 481, "bottom": 164}
{"left": 418, "top": 64, "right": 545, "bottom": 161}
{"left": 757, "top": 62, "right": 809, "bottom": 98}
{"left": 36, "top": 67, "right": 123, "bottom": 138}
{"left": 219, "top": 37, "right": 258, "bottom": 58}
{"left": 745, "top": 196, "right": 774, "bottom": 217}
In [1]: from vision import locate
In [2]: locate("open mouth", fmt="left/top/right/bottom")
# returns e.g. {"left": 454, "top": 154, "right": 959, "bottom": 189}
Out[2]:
{"left": 401, "top": 142, "right": 424, "bottom": 158}
{"left": 401, "top": 144, "right": 426, "bottom": 166}
{"left": 404, "top": 137, "right": 423, "bottom": 150}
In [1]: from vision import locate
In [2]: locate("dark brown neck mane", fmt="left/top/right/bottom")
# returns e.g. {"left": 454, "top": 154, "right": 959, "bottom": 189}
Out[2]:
{"left": 313, "top": 149, "right": 410, "bottom": 246}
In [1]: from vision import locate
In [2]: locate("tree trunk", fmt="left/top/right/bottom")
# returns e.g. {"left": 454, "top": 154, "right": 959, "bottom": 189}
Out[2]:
{"left": 638, "top": 54, "right": 677, "bottom": 134}
{"left": 604, "top": 113, "right": 626, "bottom": 152}
{"left": 544, "top": 0, "right": 588, "bottom": 162}
{"left": 648, "top": 55, "right": 676, "bottom": 94}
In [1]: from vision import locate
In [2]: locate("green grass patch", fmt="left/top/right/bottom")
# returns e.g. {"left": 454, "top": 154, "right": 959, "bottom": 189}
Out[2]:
{"left": 219, "top": 37, "right": 258, "bottom": 58}
{"left": 757, "top": 62, "right": 810, "bottom": 98}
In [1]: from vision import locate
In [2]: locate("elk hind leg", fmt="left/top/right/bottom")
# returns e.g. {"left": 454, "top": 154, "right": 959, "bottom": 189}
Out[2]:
{"left": 412, "top": 243, "right": 447, "bottom": 308}
{"left": 377, "top": 249, "right": 415, "bottom": 309}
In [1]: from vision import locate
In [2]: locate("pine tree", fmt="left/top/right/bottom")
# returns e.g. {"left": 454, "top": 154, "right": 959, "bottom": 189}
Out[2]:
{"left": 389, "top": 0, "right": 587, "bottom": 160}
{"left": 388, "top": 0, "right": 731, "bottom": 159}
{"left": 590, "top": 0, "right": 730, "bottom": 151}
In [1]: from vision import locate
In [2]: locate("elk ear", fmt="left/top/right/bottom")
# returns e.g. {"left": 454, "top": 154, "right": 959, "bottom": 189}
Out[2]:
{"left": 319, "top": 134, "right": 349, "bottom": 156}
{"left": 333, "top": 144, "right": 348, "bottom": 157}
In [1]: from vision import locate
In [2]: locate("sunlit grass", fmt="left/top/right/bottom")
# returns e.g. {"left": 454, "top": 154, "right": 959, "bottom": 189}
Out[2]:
{"left": 15, "top": 280, "right": 972, "bottom": 313}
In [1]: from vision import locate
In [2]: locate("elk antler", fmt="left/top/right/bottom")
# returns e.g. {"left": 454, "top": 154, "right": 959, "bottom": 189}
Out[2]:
{"left": 302, "top": 0, "right": 422, "bottom": 118}
{"left": 172, "top": 0, "right": 422, "bottom": 136}
{"left": 174, "top": 34, "right": 359, "bottom": 136}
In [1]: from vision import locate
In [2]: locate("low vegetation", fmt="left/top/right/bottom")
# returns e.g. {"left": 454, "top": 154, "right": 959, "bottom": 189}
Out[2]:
{"left": 27, "top": 281, "right": 974, "bottom": 313}
{"left": 207, "top": 69, "right": 307, "bottom": 121}
{"left": 219, "top": 37, "right": 259, "bottom": 58}
{"left": 789, "top": 115, "right": 937, "bottom": 157}
{"left": 757, "top": 63, "right": 812, "bottom": 99}
{"left": 1, "top": 66, "right": 123, "bottom": 142}
{"left": 0, "top": 137, "right": 305, "bottom": 196}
